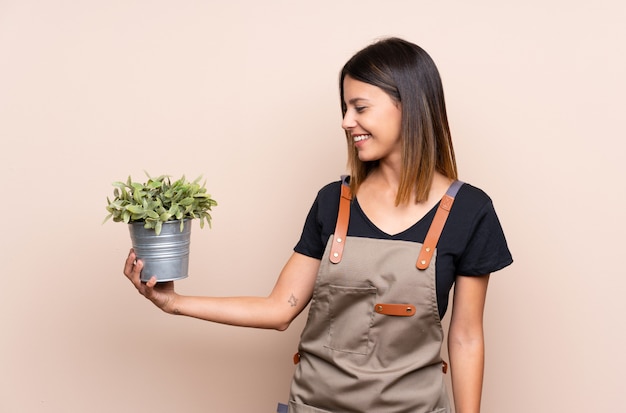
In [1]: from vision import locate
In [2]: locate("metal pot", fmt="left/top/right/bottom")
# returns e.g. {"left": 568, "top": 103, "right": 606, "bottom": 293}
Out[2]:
{"left": 128, "top": 220, "right": 192, "bottom": 282}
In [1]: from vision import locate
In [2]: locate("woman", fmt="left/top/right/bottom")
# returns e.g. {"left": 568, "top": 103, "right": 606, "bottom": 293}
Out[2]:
{"left": 124, "top": 37, "right": 512, "bottom": 413}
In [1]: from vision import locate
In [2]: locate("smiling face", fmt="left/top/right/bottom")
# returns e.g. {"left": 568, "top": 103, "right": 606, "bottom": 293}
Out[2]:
{"left": 339, "top": 38, "right": 457, "bottom": 204}
{"left": 341, "top": 76, "right": 403, "bottom": 164}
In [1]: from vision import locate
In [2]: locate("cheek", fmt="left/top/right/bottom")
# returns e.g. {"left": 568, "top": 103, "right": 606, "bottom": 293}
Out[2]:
{"left": 387, "top": 109, "right": 403, "bottom": 135}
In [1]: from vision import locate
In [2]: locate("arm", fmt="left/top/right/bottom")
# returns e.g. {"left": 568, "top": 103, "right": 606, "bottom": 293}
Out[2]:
{"left": 124, "top": 249, "right": 320, "bottom": 331}
{"left": 448, "top": 274, "right": 490, "bottom": 413}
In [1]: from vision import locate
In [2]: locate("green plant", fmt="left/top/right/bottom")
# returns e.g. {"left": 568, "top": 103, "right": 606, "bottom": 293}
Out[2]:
{"left": 104, "top": 173, "right": 217, "bottom": 235}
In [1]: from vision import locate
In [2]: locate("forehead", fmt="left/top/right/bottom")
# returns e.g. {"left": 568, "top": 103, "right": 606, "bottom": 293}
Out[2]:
{"left": 342, "top": 76, "right": 393, "bottom": 104}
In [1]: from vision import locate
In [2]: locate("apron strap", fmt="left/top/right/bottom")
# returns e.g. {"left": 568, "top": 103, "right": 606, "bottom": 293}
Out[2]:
{"left": 330, "top": 177, "right": 463, "bottom": 268}
{"left": 416, "top": 180, "right": 464, "bottom": 270}
{"left": 330, "top": 175, "right": 352, "bottom": 264}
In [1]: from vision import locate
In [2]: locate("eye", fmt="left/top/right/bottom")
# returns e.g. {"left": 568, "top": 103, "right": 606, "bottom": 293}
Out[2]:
{"left": 355, "top": 106, "right": 366, "bottom": 113}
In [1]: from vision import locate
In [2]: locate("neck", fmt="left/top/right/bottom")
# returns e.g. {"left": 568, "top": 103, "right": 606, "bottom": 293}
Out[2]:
{"left": 371, "top": 155, "right": 403, "bottom": 188}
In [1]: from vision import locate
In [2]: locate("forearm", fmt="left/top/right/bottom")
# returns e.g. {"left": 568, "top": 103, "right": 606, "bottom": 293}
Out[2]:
{"left": 448, "top": 331, "right": 485, "bottom": 413}
{"left": 167, "top": 294, "right": 293, "bottom": 331}
{"left": 125, "top": 250, "right": 318, "bottom": 332}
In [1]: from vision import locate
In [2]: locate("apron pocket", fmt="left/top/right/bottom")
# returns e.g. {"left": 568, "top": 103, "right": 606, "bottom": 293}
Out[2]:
{"left": 326, "top": 284, "right": 376, "bottom": 354}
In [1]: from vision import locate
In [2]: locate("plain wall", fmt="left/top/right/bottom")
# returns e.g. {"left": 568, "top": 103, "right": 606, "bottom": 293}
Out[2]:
{"left": 1, "top": 1, "right": 624, "bottom": 412}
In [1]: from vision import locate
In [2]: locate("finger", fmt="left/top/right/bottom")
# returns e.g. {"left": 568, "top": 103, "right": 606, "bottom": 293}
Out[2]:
{"left": 143, "top": 276, "right": 160, "bottom": 304}
{"left": 123, "top": 249, "right": 137, "bottom": 277}
{"left": 133, "top": 259, "right": 144, "bottom": 283}
{"left": 126, "top": 256, "right": 144, "bottom": 288}
{"left": 145, "top": 276, "right": 158, "bottom": 288}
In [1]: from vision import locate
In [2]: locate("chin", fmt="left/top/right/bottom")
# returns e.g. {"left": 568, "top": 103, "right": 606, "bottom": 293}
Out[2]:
{"left": 357, "top": 153, "right": 378, "bottom": 163}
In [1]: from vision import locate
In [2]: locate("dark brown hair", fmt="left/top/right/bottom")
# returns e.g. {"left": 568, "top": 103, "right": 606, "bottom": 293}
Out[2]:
{"left": 340, "top": 37, "right": 457, "bottom": 204}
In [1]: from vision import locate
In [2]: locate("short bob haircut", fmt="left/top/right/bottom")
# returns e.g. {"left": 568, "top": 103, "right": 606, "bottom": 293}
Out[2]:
{"left": 340, "top": 37, "right": 458, "bottom": 205}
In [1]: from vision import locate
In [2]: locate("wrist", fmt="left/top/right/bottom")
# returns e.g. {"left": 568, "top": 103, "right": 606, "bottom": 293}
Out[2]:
{"left": 161, "top": 293, "right": 181, "bottom": 315}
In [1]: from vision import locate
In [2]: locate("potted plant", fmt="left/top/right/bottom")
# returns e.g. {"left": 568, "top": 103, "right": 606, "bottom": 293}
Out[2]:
{"left": 104, "top": 173, "right": 217, "bottom": 282}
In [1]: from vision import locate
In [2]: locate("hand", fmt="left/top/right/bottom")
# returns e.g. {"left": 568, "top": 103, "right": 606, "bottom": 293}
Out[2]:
{"left": 124, "top": 249, "right": 177, "bottom": 313}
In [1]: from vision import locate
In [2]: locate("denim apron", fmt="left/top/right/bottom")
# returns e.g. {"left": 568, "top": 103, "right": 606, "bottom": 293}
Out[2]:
{"left": 288, "top": 179, "right": 463, "bottom": 413}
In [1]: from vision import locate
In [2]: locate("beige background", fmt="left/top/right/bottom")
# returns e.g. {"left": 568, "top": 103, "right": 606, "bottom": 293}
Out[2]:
{"left": 1, "top": 1, "right": 624, "bottom": 412}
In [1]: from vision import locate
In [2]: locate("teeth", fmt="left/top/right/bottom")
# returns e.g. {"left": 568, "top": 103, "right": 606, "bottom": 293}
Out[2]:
{"left": 353, "top": 134, "right": 370, "bottom": 142}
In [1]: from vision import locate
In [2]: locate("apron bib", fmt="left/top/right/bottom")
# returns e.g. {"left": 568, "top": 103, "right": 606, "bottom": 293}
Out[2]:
{"left": 289, "top": 179, "right": 462, "bottom": 413}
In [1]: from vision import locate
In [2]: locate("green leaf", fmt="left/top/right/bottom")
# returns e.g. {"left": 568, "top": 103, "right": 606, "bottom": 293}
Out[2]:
{"left": 146, "top": 210, "right": 159, "bottom": 219}
{"left": 159, "top": 212, "right": 172, "bottom": 221}
{"left": 105, "top": 173, "right": 217, "bottom": 230}
{"left": 179, "top": 197, "right": 193, "bottom": 206}
{"left": 125, "top": 205, "right": 144, "bottom": 214}
{"left": 147, "top": 180, "right": 162, "bottom": 189}
{"left": 112, "top": 181, "right": 127, "bottom": 190}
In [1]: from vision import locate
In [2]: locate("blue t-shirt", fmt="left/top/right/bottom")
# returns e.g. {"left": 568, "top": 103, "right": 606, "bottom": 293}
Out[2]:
{"left": 294, "top": 180, "right": 513, "bottom": 319}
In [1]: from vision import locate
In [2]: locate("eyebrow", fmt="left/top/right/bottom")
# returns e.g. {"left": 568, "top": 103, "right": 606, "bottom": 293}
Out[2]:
{"left": 346, "top": 97, "right": 369, "bottom": 105}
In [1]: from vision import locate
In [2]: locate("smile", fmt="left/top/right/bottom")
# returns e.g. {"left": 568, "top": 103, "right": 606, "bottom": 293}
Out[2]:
{"left": 353, "top": 134, "right": 371, "bottom": 142}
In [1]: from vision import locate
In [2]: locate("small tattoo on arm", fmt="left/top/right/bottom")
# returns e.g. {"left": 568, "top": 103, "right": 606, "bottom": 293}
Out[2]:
{"left": 288, "top": 293, "right": 298, "bottom": 307}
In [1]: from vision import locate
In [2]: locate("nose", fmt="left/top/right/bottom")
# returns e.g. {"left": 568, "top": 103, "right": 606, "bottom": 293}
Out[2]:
{"left": 342, "top": 110, "right": 356, "bottom": 131}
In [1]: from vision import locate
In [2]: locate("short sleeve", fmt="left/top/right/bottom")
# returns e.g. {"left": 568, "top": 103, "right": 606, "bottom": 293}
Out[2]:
{"left": 294, "top": 181, "right": 341, "bottom": 260}
{"left": 455, "top": 199, "right": 513, "bottom": 276}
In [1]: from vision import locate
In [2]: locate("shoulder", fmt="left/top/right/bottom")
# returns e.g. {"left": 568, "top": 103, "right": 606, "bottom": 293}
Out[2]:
{"left": 312, "top": 179, "right": 344, "bottom": 209}
{"left": 294, "top": 179, "right": 345, "bottom": 259}
{"left": 444, "top": 181, "right": 513, "bottom": 274}
{"left": 452, "top": 182, "right": 495, "bottom": 219}
{"left": 317, "top": 179, "right": 343, "bottom": 197}
{"left": 445, "top": 181, "right": 505, "bottom": 244}
{"left": 456, "top": 182, "right": 492, "bottom": 205}
{"left": 301, "top": 179, "right": 344, "bottom": 225}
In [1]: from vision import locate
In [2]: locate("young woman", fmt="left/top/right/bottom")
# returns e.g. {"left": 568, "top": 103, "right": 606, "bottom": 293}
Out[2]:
{"left": 124, "top": 37, "right": 512, "bottom": 413}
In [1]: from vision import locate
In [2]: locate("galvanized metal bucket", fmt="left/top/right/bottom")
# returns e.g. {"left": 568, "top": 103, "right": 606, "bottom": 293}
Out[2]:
{"left": 128, "top": 220, "right": 192, "bottom": 282}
